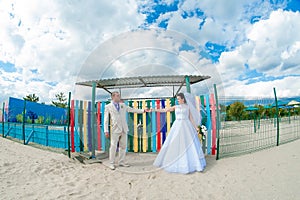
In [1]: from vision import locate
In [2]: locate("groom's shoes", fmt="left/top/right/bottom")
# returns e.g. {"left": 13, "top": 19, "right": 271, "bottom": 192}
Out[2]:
{"left": 119, "top": 163, "right": 130, "bottom": 167}
{"left": 108, "top": 164, "right": 116, "bottom": 170}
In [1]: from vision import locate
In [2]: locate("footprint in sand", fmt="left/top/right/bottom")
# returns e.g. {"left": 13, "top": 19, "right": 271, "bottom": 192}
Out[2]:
{"left": 147, "top": 174, "right": 156, "bottom": 179}
{"left": 65, "top": 182, "right": 76, "bottom": 187}
{"left": 68, "top": 191, "right": 81, "bottom": 196}
{"left": 63, "top": 176, "right": 70, "bottom": 182}
{"left": 3, "top": 162, "right": 10, "bottom": 167}
{"left": 32, "top": 166, "right": 43, "bottom": 174}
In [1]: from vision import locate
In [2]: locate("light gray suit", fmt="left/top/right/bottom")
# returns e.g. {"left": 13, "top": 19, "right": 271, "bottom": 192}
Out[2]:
{"left": 104, "top": 102, "right": 144, "bottom": 165}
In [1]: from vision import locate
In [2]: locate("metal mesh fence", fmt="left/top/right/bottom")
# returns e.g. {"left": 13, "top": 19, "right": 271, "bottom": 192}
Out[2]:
{"left": 2, "top": 88, "right": 299, "bottom": 159}
{"left": 1, "top": 122, "right": 68, "bottom": 149}
{"left": 279, "top": 115, "right": 300, "bottom": 144}
{"left": 217, "top": 93, "right": 300, "bottom": 159}
{"left": 1, "top": 99, "right": 69, "bottom": 150}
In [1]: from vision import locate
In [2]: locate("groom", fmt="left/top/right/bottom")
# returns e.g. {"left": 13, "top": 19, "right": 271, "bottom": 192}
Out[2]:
{"left": 104, "top": 91, "right": 149, "bottom": 170}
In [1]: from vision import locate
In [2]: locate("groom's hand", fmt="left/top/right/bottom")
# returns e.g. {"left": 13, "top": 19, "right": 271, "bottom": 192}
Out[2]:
{"left": 105, "top": 132, "right": 109, "bottom": 138}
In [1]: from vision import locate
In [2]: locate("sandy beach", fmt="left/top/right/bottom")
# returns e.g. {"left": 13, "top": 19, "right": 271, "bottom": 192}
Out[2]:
{"left": 0, "top": 137, "right": 299, "bottom": 200}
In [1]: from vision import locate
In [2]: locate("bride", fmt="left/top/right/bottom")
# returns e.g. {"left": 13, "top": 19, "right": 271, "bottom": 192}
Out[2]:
{"left": 153, "top": 92, "right": 206, "bottom": 174}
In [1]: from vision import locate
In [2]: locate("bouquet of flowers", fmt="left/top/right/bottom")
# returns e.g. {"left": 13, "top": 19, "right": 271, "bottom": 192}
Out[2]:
{"left": 198, "top": 125, "right": 207, "bottom": 141}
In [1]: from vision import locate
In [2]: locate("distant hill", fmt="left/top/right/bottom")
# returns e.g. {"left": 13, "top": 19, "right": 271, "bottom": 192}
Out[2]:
{"left": 218, "top": 96, "right": 300, "bottom": 106}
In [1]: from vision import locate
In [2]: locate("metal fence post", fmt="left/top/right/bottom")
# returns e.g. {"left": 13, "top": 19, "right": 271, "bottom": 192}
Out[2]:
{"left": 254, "top": 113, "right": 257, "bottom": 133}
{"left": 273, "top": 88, "right": 280, "bottom": 146}
{"left": 64, "top": 126, "right": 67, "bottom": 148}
{"left": 22, "top": 100, "right": 26, "bottom": 145}
{"left": 45, "top": 126, "right": 49, "bottom": 146}
{"left": 32, "top": 125, "right": 34, "bottom": 143}
{"left": 214, "top": 84, "right": 221, "bottom": 160}
{"left": 185, "top": 76, "right": 191, "bottom": 93}
{"left": 67, "top": 92, "right": 71, "bottom": 158}
{"left": 2, "top": 102, "right": 4, "bottom": 137}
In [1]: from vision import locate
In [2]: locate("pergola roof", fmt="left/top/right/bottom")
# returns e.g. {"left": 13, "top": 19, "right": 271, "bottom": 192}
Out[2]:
{"left": 76, "top": 75, "right": 210, "bottom": 95}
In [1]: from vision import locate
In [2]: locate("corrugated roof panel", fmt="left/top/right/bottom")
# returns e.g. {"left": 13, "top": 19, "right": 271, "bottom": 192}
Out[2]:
{"left": 76, "top": 75, "right": 210, "bottom": 89}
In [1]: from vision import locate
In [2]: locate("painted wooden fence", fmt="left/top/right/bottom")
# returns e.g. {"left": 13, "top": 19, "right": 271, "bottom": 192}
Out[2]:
{"left": 70, "top": 94, "right": 217, "bottom": 155}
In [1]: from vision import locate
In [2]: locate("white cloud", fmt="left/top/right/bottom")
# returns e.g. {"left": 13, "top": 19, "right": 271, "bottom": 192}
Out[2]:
{"left": 246, "top": 9, "right": 300, "bottom": 76}
{"left": 224, "top": 76, "right": 300, "bottom": 97}
{"left": 72, "top": 27, "right": 222, "bottom": 100}
{"left": 0, "top": 0, "right": 145, "bottom": 103}
{"left": 76, "top": 28, "right": 201, "bottom": 80}
{"left": 216, "top": 9, "right": 300, "bottom": 97}
{"left": 281, "top": 41, "right": 300, "bottom": 59}
{"left": 167, "top": 13, "right": 206, "bottom": 44}
{"left": 159, "top": 0, "right": 247, "bottom": 46}
{"left": 156, "top": 0, "right": 289, "bottom": 49}
{"left": 0, "top": 0, "right": 299, "bottom": 104}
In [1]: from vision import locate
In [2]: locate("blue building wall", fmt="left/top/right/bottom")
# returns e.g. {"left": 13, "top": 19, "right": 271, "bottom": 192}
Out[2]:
{"left": 8, "top": 97, "right": 67, "bottom": 125}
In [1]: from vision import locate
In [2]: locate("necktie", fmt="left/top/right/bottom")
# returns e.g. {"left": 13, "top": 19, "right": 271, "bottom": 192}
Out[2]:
{"left": 115, "top": 103, "right": 120, "bottom": 111}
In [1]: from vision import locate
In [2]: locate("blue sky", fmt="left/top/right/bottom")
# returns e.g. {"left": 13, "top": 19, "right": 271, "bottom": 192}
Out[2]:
{"left": 0, "top": 0, "right": 300, "bottom": 102}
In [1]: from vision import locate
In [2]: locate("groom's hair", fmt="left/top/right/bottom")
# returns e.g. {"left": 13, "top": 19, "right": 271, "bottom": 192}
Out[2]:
{"left": 111, "top": 91, "right": 119, "bottom": 97}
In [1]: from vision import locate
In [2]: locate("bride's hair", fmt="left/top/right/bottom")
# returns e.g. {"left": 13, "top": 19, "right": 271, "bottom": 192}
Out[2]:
{"left": 176, "top": 93, "right": 186, "bottom": 103}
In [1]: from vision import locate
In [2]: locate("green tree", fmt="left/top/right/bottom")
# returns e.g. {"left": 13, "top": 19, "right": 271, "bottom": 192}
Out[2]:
{"left": 23, "top": 94, "right": 39, "bottom": 102}
{"left": 279, "top": 108, "right": 288, "bottom": 117}
{"left": 228, "top": 101, "right": 246, "bottom": 121}
{"left": 268, "top": 107, "right": 277, "bottom": 118}
{"left": 45, "top": 116, "right": 52, "bottom": 125}
{"left": 295, "top": 107, "right": 300, "bottom": 116}
{"left": 219, "top": 104, "right": 226, "bottom": 113}
{"left": 297, "top": 107, "right": 300, "bottom": 116}
{"left": 242, "top": 111, "right": 251, "bottom": 120}
{"left": 16, "top": 114, "right": 23, "bottom": 123}
{"left": 36, "top": 116, "right": 44, "bottom": 124}
{"left": 26, "top": 117, "right": 32, "bottom": 124}
{"left": 225, "top": 105, "right": 232, "bottom": 121}
{"left": 264, "top": 104, "right": 275, "bottom": 118}
{"left": 52, "top": 92, "right": 67, "bottom": 108}
{"left": 254, "top": 104, "right": 265, "bottom": 118}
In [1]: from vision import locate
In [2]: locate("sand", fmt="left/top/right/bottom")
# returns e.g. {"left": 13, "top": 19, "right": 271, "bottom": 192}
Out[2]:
{"left": 0, "top": 137, "right": 299, "bottom": 200}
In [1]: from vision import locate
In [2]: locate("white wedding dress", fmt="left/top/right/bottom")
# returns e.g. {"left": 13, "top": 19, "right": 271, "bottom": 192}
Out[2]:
{"left": 153, "top": 104, "right": 206, "bottom": 174}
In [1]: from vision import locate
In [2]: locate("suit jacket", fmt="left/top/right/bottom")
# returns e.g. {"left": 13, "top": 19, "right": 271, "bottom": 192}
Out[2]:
{"left": 104, "top": 102, "right": 144, "bottom": 133}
